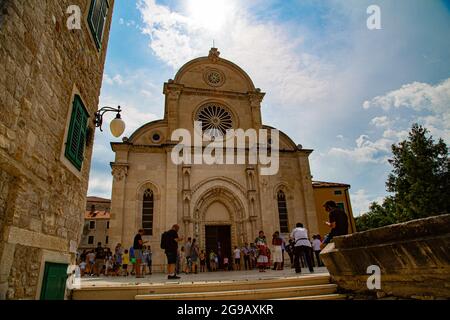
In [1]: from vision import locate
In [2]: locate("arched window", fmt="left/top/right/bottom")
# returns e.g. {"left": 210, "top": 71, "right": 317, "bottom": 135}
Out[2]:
{"left": 142, "top": 189, "right": 154, "bottom": 235}
{"left": 277, "top": 190, "right": 289, "bottom": 233}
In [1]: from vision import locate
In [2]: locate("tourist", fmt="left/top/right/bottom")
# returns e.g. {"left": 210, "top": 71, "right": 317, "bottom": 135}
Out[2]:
{"left": 79, "top": 260, "right": 87, "bottom": 277}
{"left": 133, "top": 229, "right": 146, "bottom": 278}
{"left": 290, "top": 223, "right": 314, "bottom": 273}
{"left": 94, "top": 242, "right": 106, "bottom": 276}
{"left": 312, "top": 235, "right": 323, "bottom": 267}
{"left": 322, "top": 200, "right": 349, "bottom": 246}
{"left": 209, "top": 250, "right": 217, "bottom": 271}
{"left": 233, "top": 246, "right": 241, "bottom": 270}
{"left": 285, "top": 239, "right": 294, "bottom": 268}
{"left": 142, "top": 245, "right": 149, "bottom": 276}
{"left": 122, "top": 249, "right": 130, "bottom": 276}
{"left": 105, "top": 255, "right": 114, "bottom": 276}
{"left": 223, "top": 256, "right": 229, "bottom": 271}
{"left": 184, "top": 237, "right": 192, "bottom": 274}
{"left": 190, "top": 238, "right": 199, "bottom": 274}
{"left": 242, "top": 243, "right": 250, "bottom": 270}
{"left": 199, "top": 250, "right": 206, "bottom": 272}
{"left": 86, "top": 250, "right": 96, "bottom": 275}
{"left": 255, "top": 231, "right": 269, "bottom": 272}
{"left": 79, "top": 250, "right": 87, "bottom": 265}
{"left": 249, "top": 243, "right": 257, "bottom": 269}
{"left": 272, "top": 231, "right": 283, "bottom": 270}
{"left": 179, "top": 246, "right": 187, "bottom": 274}
{"left": 129, "top": 246, "right": 135, "bottom": 275}
{"left": 164, "top": 224, "right": 184, "bottom": 279}
{"left": 114, "top": 243, "right": 123, "bottom": 265}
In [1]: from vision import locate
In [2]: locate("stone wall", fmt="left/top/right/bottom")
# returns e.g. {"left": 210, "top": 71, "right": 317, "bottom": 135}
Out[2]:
{"left": 320, "top": 214, "right": 450, "bottom": 299}
{"left": 0, "top": 0, "right": 114, "bottom": 299}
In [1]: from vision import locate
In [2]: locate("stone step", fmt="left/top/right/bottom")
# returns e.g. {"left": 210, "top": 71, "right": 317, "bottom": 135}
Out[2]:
{"left": 72, "top": 274, "right": 332, "bottom": 300}
{"left": 274, "top": 293, "right": 347, "bottom": 300}
{"left": 134, "top": 284, "right": 338, "bottom": 300}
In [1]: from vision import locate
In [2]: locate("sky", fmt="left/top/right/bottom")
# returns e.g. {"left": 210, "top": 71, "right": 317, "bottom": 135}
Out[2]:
{"left": 88, "top": 0, "right": 450, "bottom": 217}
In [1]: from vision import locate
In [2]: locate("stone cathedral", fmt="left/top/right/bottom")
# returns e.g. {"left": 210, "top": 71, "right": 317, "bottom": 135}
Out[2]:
{"left": 109, "top": 48, "right": 319, "bottom": 271}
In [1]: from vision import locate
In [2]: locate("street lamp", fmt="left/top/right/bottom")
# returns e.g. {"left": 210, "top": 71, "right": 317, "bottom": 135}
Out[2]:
{"left": 94, "top": 106, "right": 125, "bottom": 137}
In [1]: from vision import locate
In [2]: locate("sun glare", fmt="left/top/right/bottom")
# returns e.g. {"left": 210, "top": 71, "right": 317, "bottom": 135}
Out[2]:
{"left": 186, "top": 0, "right": 233, "bottom": 32}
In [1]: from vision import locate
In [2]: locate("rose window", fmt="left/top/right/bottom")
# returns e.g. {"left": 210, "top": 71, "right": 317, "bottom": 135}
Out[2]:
{"left": 204, "top": 69, "right": 225, "bottom": 87}
{"left": 196, "top": 104, "right": 233, "bottom": 138}
{"left": 207, "top": 72, "right": 221, "bottom": 85}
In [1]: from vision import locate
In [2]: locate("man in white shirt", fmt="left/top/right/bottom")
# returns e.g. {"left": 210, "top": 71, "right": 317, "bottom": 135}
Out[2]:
{"left": 290, "top": 223, "right": 314, "bottom": 273}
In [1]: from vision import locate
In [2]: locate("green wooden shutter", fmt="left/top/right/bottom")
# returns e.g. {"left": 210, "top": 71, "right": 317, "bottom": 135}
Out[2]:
{"left": 65, "top": 95, "right": 89, "bottom": 171}
{"left": 88, "top": 0, "right": 109, "bottom": 50}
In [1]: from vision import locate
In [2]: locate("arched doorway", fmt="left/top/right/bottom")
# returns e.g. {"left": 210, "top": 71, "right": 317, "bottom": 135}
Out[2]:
{"left": 204, "top": 201, "right": 232, "bottom": 270}
{"left": 191, "top": 185, "right": 247, "bottom": 270}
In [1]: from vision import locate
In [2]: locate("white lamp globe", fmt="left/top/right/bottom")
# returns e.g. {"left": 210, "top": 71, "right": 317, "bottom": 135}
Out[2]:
{"left": 110, "top": 114, "right": 125, "bottom": 137}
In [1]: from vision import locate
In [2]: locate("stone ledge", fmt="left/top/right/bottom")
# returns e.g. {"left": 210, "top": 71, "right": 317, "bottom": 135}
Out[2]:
{"left": 333, "top": 213, "right": 450, "bottom": 249}
{"left": 321, "top": 214, "right": 450, "bottom": 299}
{"left": 5, "top": 226, "right": 68, "bottom": 252}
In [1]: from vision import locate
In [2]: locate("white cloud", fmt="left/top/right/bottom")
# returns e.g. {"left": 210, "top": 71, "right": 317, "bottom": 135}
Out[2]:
{"left": 350, "top": 189, "right": 385, "bottom": 217}
{"left": 103, "top": 73, "right": 125, "bottom": 86}
{"left": 364, "top": 78, "right": 450, "bottom": 144}
{"left": 336, "top": 134, "right": 344, "bottom": 140}
{"left": 137, "top": 0, "right": 331, "bottom": 107}
{"left": 370, "top": 116, "right": 391, "bottom": 128}
{"left": 329, "top": 135, "right": 392, "bottom": 163}
{"left": 363, "top": 78, "right": 450, "bottom": 115}
{"left": 87, "top": 172, "right": 113, "bottom": 199}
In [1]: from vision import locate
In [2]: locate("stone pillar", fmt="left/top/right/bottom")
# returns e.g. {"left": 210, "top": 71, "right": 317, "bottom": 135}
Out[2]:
{"left": 163, "top": 82, "right": 183, "bottom": 135}
{"left": 165, "top": 147, "right": 179, "bottom": 232}
{"left": 110, "top": 162, "right": 129, "bottom": 247}
{"left": 248, "top": 90, "right": 265, "bottom": 129}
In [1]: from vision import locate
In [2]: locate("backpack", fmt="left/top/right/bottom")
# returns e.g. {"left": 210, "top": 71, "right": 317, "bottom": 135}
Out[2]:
{"left": 160, "top": 231, "right": 169, "bottom": 250}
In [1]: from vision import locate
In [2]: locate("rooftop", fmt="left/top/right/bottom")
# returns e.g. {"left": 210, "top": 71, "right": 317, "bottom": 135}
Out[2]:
{"left": 85, "top": 209, "right": 110, "bottom": 220}
{"left": 312, "top": 181, "right": 350, "bottom": 189}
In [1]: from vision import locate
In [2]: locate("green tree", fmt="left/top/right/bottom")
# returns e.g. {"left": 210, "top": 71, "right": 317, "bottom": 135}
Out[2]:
{"left": 356, "top": 124, "right": 449, "bottom": 231}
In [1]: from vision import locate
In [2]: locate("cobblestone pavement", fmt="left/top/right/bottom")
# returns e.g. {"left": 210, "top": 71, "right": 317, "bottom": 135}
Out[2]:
{"left": 79, "top": 267, "right": 329, "bottom": 288}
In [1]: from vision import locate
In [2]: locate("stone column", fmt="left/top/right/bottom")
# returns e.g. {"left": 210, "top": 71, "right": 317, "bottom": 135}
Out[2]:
{"left": 110, "top": 162, "right": 129, "bottom": 248}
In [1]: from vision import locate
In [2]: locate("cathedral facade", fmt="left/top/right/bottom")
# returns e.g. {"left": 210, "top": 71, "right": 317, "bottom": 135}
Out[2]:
{"left": 109, "top": 48, "right": 319, "bottom": 271}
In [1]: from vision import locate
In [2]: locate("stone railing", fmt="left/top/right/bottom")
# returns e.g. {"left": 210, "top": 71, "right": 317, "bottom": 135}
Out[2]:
{"left": 320, "top": 214, "right": 450, "bottom": 299}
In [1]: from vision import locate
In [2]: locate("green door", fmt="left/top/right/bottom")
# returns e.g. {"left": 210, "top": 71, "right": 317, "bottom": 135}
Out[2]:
{"left": 40, "top": 262, "right": 68, "bottom": 300}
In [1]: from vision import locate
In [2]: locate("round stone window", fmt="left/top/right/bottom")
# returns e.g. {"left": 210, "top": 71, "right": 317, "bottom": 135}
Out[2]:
{"left": 203, "top": 69, "right": 225, "bottom": 87}
{"left": 196, "top": 104, "right": 233, "bottom": 138}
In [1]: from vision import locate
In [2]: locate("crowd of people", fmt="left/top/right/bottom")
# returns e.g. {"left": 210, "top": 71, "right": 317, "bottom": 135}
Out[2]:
{"left": 77, "top": 200, "right": 348, "bottom": 279}
{"left": 76, "top": 241, "right": 153, "bottom": 278}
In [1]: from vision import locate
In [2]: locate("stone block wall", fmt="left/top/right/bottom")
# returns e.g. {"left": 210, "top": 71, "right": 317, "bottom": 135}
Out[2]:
{"left": 320, "top": 214, "right": 450, "bottom": 299}
{"left": 0, "top": 0, "right": 114, "bottom": 299}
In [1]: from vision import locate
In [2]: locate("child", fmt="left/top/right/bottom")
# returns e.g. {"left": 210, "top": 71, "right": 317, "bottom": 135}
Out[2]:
{"left": 223, "top": 257, "right": 229, "bottom": 271}
{"left": 122, "top": 249, "right": 130, "bottom": 276}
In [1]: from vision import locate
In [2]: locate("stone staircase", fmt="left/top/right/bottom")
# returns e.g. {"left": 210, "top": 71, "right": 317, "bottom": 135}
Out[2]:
{"left": 72, "top": 273, "right": 346, "bottom": 300}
